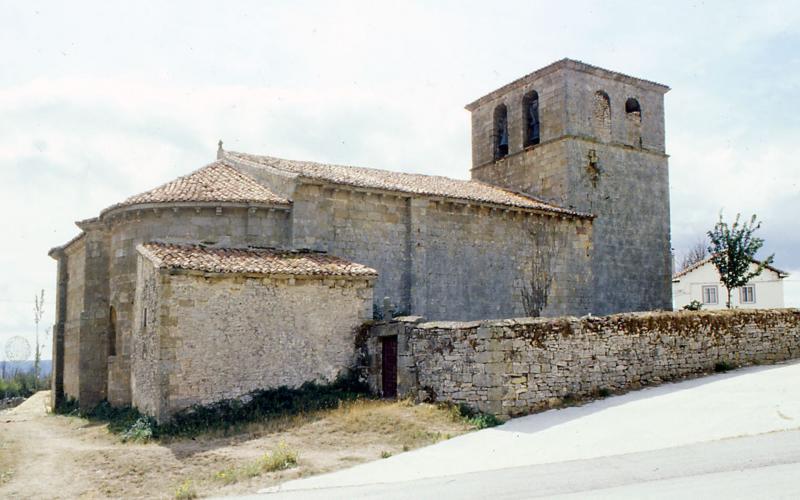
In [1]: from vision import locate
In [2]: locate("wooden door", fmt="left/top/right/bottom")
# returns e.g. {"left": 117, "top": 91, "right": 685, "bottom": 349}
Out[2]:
{"left": 381, "top": 336, "right": 398, "bottom": 398}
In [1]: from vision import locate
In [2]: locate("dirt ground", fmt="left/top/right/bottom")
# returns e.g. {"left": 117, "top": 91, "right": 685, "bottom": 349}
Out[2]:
{"left": 0, "top": 391, "right": 472, "bottom": 499}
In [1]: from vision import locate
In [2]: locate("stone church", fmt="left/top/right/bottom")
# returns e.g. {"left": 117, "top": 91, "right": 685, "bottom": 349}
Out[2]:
{"left": 49, "top": 59, "right": 672, "bottom": 419}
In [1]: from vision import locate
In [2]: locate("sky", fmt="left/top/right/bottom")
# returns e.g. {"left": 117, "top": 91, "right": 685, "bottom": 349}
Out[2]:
{"left": 1, "top": 0, "right": 798, "bottom": 360}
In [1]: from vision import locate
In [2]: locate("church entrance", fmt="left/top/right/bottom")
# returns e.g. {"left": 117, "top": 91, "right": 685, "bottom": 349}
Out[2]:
{"left": 381, "top": 335, "right": 398, "bottom": 398}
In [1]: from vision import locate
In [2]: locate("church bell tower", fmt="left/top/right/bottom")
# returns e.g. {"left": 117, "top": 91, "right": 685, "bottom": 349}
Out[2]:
{"left": 466, "top": 59, "right": 672, "bottom": 315}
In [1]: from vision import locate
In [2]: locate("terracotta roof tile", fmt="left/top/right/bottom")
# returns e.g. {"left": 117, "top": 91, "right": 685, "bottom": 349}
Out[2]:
{"left": 225, "top": 152, "right": 588, "bottom": 217}
{"left": 102, "top": 161, "right": 289, "bottom": 215}
{"left": 137, "top": 242, "right": 378, "bottom": 278}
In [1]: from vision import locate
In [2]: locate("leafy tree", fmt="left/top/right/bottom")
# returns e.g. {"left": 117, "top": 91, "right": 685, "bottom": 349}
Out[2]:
{"left": 679, "top": 238, "right": 708, "bottom": 271}
{"left": 707, "top": 213, "right": 774, "bottom": 308}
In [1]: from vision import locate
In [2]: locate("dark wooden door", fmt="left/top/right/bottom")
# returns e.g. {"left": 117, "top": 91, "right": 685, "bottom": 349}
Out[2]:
{"left": 381, "top": 336, "right": 398, "bottom": 398}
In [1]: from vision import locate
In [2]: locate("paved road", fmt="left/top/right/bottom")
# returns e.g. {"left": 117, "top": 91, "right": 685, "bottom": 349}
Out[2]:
{"left": 248, "top": 430, "right": 800, "bottom": 499}
{"left": 242, "top": 361, "right": 800, "bottom": 499}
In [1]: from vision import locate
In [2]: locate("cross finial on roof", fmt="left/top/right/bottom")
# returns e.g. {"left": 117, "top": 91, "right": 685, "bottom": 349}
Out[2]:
{"left": 217, "top": 140, "right": 224, "bottom": 159}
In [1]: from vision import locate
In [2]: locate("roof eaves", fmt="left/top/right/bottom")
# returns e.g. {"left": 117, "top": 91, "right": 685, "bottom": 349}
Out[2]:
{"left": 100, "top": 199, "right": 291, "bottom": 221}
{"left": 297, "top": 176, "right": 592, "bottom": 219}
{"left": 135, "top": 243, "right": 165, "bottom": 268}
{"left": 48, "top": 232, "right": 86, "bottom": 258}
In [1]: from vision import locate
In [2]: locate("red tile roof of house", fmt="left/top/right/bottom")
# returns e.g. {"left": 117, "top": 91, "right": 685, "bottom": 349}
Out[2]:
{"left": 225, "top": 151, "right": 589, "bottom": 217}
{"left": 137, "top": 242, "right": 378, "bottom": 278}
{"left": 101, "top": 161, "right": 290, "bottom": 216}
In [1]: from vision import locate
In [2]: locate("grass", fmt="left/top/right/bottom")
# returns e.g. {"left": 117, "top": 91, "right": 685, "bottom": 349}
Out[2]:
{"left": 174, "top": 479, "right": 197, "bottom": 500}
{"left": 259, "top": 442, "right": 299, "bottom": 472}
{"left": 33, "top": 390, "right": 474, "bottom": 498}
{"left": 212, "top": 443, "right": 299, "bottom": 486}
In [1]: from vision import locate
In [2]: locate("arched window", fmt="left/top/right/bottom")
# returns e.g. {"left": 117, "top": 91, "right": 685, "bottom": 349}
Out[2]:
{"left": 593, "top": 91, "right": 611, "bottom": 141}
{"left": 625, "top": 98, "right": 642, "bottom": 147}
{"left": 523, "top": 91, "right": 540, "bottom": 147}
{"left": 625, "top": 97, "right": 641, "bottom": 117}
{"left": 108, "top": 306, "right": 117, "bottom": 357}
{"left": 493, "top": 104, "right": 509, "bottom": 160}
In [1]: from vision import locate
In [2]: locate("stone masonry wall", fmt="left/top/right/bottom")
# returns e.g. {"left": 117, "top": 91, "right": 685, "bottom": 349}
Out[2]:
{"left": 291, "top": 184, "right": 411, "bottom": 315}
{"left": 411, "top": 200, "right": 592, "bottom": 320}
{"left": 62, "top": 239, "right": 86, "bottom": 401}
{"left": 469, "top": 63, "right": 672, "bottom": 315}
{"left": 369, "top": 309, "right": 800, "bottom": 418}
{"left": 108, "top": 205, "right": 291, "bottom": 406}
{"left": 78, "top": 227, "right": 112, "bottom": 409}
{"left": 130, "top": 254, "right": 163, "bottom": 419}
{"left": 291, "top": 183, "right": 593, "bottom": 321}
{"left": 131, "top": 260, "right": 373, "bottom": 422}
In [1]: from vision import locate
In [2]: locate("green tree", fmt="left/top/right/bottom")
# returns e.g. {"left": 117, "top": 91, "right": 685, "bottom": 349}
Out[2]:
{"left": 707, "top": 213, "right": 774, "bottom": 308}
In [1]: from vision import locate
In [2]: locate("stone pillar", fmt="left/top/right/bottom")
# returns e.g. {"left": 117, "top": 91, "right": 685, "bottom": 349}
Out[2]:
{"left": 77, "top": 226, "right": 111, "bottom": 410}
{"left": 50, "top": 250, "right": 68, "bottom": 410}
{"left": 408, "top": 198, "right": 428, "bottom": 318}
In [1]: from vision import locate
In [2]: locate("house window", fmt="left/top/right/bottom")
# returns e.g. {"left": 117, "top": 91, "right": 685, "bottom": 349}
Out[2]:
{"left": 493, "top": 104, "right": 509, "bottom": 160}
{"left": 523, "top": 91, "right": 540, "bottom": 147}
{"left": 740, "top": 285, "right": 756, "bottom": 304}
{"left": 702, "top": 285, "right": 718, "bottom": 305}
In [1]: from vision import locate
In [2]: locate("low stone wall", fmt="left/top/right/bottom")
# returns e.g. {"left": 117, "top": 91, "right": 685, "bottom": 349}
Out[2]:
{"left": 367, "top": 309, "right": 800, "bottom": 417}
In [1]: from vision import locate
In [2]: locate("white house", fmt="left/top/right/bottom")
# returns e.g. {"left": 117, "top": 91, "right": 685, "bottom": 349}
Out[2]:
{"left": 672, "top": 257, "right": 789, "bottom": 310}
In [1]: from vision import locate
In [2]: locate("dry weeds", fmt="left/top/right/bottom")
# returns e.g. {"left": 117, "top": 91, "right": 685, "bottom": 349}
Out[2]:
{"left": 0, "top": 392, "right": 472, "bottom": 498}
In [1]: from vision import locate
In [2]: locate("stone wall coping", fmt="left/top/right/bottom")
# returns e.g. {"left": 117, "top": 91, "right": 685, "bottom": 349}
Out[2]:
{"left": 410, "top": 309, "right": 800, "bottom": 332}
{"left": 160, "top": 267, "right": 377, "bottom": 284}
{"left": 392, "top": 315, "right": 426, "bottom": 324}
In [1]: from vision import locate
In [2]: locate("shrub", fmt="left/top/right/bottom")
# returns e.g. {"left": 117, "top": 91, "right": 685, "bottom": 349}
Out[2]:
{"left": 466, "top": 413, "right": 502, "bottom": 429}
{"left": 443, "top": 403, "right": 502, "bottom": 429}
{"left": 596, "top": 387, "right": 612, "bottom": 398}
{"left": 714, "top": 361, "right": 734, "bottom": 373}
{"left": 120, "top": 417, "right": 156, "bottom": 443}
{"left": 54, "top": 396, "right": 80, "bottom": 415}
{"left": 380, "top": 450, "right": 392, "bottom": 459}
{"left": 683, "top": 300, "right": 703, "bottom": 311}
{"left": 86, "top": 401, "right": 156, "bottom": 439}
{"left": 0, "top": 370, "right": 49, "bottom": 399}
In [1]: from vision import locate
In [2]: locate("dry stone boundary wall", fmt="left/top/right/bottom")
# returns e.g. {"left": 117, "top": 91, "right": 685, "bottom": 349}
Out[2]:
{"left": 368, "top": 309, "right": 800, "bottom": 418}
